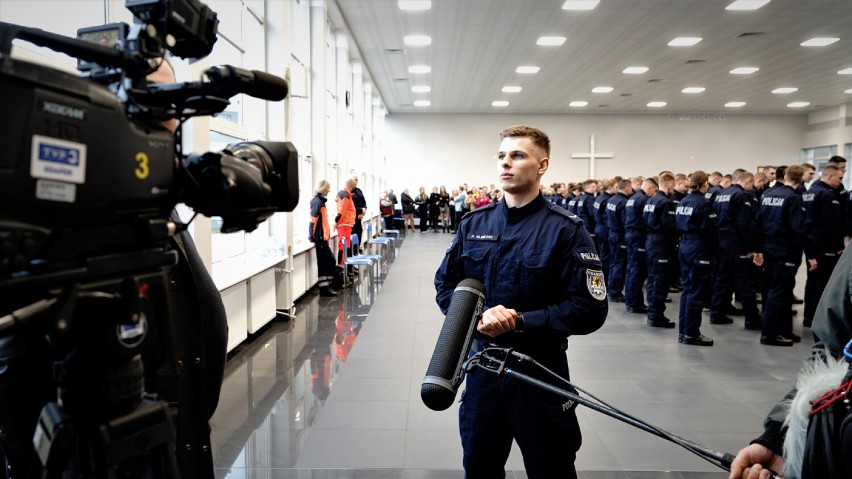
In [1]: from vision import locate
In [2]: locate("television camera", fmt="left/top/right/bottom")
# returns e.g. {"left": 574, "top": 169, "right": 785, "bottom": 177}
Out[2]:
{"left": 0, "top": 0, "right": 298, "bottom": 476}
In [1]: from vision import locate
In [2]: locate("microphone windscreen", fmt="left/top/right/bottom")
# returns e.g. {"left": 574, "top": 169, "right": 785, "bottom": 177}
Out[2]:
{"left": 421, "top": 278, "right": 485, "bottom": 411}
{"left": 249, "top": 69, "right": 289, "bottom": 101}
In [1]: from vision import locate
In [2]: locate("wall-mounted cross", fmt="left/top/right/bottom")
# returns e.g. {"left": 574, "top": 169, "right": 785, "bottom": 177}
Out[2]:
{"left": 571, "top": 134, "right": 613, "bottom": 179}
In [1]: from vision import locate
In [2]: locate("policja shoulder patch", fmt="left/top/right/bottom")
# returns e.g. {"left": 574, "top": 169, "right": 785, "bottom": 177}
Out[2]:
{"left": 586, "top": 269, "right": 607, "bottom": 301}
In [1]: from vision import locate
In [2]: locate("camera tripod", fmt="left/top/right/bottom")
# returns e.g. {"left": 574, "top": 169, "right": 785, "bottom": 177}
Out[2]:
{"left": 2, "top": 251, "right": 181, "bottom": 478}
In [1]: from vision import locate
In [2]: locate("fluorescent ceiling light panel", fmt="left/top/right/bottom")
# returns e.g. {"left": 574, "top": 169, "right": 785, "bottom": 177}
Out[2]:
{"left": 726, "top": 0, "right": 771, "bottom": 11}
{"left": 408, "top": 65, "right": 431, "bottom": 74}
{"left": 682, "top": 87, "right": 705, "bottom": 93}
{"left": 838, "top": 68, "right": 852, "bottom": 75}
{"left": 413, "top": 100, "right": 431, "bottom": 107}
{"left": 516, "top": 66, "right": 540, "bottom": 74}
{"left": 502, "top": 86, "right": 522, "bottom": 93}
{"left": 569, "top": 101, "right": 588, "bottom": 107}
{"left": 411, "top": 85, "right": 431, "bottom": 93}
{"left": 730, "top": 67, "right": 759, "bottom": 74}
{"left": 787, "top": 102, "right": 810, "bottom": 108}
{"left": 772, "top": 87, "right": 798, "bottom": 94}
{"left": 592, "top": 86, "right": 613, "bottom": 93}
{"left": 669, "top": 37, "right": 702, "bottom": 46}
{"left": 725, "top": 101, "right": 746, "bottom": 107}
{"left": 647, "top": 101, "right": 667, "bottom": 107}
{"left": 800, "top": 37, "right": 839, "bottom": 47}
{"left": 846, "top": 89, "right": 852, "bottom": 94}
{"left": 537, "top": 36, "right": 566, "bottom": 46}
{"left": 562, "top": 0, "right": 599, "bottom": 10}
{"left": 492, "top": 101, "right": 509, "bottom": 107}
{"left": 623, "top": 66, "right": 649, "bottom": 74}
{"left": 404, "top": 35, "right": 432, "bottom": 46}
{"left": 398, "top": 0, "right": 431, "bottom": 10}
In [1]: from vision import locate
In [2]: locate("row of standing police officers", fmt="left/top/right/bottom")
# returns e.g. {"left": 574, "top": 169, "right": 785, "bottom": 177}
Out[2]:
{"left": 553, "top": 159, "right": 847, "bottom": 347}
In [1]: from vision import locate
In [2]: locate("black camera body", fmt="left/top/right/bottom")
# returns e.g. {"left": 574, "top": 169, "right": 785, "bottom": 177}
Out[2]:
{"left": 0, "top": 0, "right": 298, "bottom": 298}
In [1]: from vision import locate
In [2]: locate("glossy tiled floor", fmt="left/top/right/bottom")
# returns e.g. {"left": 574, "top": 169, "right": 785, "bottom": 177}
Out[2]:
{"left": 210, "top": 231, "right": 812, "bottom": 479}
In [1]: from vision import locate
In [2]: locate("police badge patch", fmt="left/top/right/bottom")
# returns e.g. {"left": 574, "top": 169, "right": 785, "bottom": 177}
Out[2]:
{"left": 586, "top": 270, "right": 607, "bottom": 300}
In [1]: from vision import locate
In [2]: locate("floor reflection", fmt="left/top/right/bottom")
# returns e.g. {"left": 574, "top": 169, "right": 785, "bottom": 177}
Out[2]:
{"left": 210, "top": 259, "right": 386, "bottom": 474}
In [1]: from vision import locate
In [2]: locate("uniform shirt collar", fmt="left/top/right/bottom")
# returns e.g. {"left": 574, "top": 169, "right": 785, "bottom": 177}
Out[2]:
{"left": 503, "top": 193, "right": 545, "bottom": 222}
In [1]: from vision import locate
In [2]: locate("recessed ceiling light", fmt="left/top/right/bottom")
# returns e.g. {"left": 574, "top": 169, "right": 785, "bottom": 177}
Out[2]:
{"left": 730, "top": 67, "right": 759, "bottom": 74}
{"left": 562, "top": 0, "right": 599, "bottom": 10}
{"left": 398, "top": 0, "right": 431, "bottom": 10}
{"left": 726, "top": 0, "right": 771, "bottom": 11}
{"left": 669, "top": 37, "right": 702, "bottom": 46}
{"left": 408, "top": 65, "right": 431, "bottom": 74}
{"left": 516, "top": 66, "right": 540, "bottom": 74}
{"left": 623, "top": 66, "right": 649, "bottom": 74}
{"left": 838, "top": 68, "right": 852, "bottom": 75}
{"left": 492, "top": 101, "right": 509, "bottom": 107}
{"left": 502, "top": 86, "right": 522, "bottom": 93}
{"left": 411, "top": 85, "right": 431, "bottom": 93}
{"left": 537, "top": 36, "right": 566, "bottom": 46}
{"left": 414, "top": 100, "right": 431, "bottom": 107}
{"left": 592, "top": 86, "right": 613, "bottom": 93}
{"left": 800, "top": 37, "right": 839, "bottom": 47}
{"left": 846, "top": 88, "right": 852, "bottom": 94}
{"left": 682, "top": 87, "right": 706, "bottom": 93}
{"left": 404, "top": 35, "right": 432, "bottom": 47}
{"left": 569, "top": 101, "right": 588, "bottom": 107}
{"left": 772, "top": 87, "right": 798, "bottom": 94}
{"left": 725, "top": 101, "right": 747, "bottom": 108}
{"left": 647, "top": 101, "right": 667, "bottom": 108}
{"left": 787, "top": 101, "right": 810, "bottom": 108}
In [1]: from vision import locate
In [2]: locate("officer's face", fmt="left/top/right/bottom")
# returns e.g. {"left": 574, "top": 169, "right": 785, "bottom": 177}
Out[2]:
{"left": 825, "top": 172, "right": 843, "bottom": 189}
{"left": 496, "top": 136, "right": 548, "bottom": 196}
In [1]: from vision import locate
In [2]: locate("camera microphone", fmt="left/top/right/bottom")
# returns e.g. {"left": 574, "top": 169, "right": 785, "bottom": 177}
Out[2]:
{"left": 421, "top": 279, "right": 485, "bottom": 411}
{"left": 205, "top": 65, "right": 288, "bottom": 101}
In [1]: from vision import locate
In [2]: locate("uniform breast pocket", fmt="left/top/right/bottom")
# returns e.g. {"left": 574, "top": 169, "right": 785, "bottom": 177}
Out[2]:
{"left": 520, "top": 249, "right": 560, "bottom": 301}
{"left": 461, "top": 246, "right": 492, "bottom": 281}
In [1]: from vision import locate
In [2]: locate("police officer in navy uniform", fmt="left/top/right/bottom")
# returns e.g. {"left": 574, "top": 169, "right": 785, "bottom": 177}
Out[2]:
{"left": 709, "top": 170, "right": 762, "bottom": 330}
{"left": 624, "top": 177, "right": 658, "bottom": 313}
{"left": 606, "top": 179, "right": 632, "bottom": 302}
{"left": 802, "top": 164, "right": 845, "bottom": 327}
{"left": 434, "top": 125, "right": 608, "bottom": 479}
{"left": 573, "top": 179, "right": 598, "bottom": 236}
{"left": 592, "top": 179, "right": 614, "bottom": 280}
{"left": 752, "top": 165, "right": 815, "bottom": 346}
{"left": 675, "top": 171, "right": 719, "bottom": 346}
{"left": 643, "top": 173, "right": 677, "bottom": 328}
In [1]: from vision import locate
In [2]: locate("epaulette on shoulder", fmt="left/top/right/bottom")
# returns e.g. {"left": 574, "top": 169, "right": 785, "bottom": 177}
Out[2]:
{"left": 461, "top": 202, "right": 498, "bottom": 220}
{"left": 545, "top": 202, "right": 582, "bottom": 224}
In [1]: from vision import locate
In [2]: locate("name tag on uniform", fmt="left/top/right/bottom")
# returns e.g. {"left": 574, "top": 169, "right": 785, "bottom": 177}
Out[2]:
{"left": 467, "top": 233, "right": 500, "bottom": 242}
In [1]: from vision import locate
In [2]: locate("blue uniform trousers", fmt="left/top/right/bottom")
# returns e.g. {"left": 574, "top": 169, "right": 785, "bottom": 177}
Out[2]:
{"left": 804, "top": 252, "right": 840, "bottom": 325}
{"left": 645, "top": 233, "right": 672, "bottom": 320}
{"left": 607, "top": 231, "right": 627, "bottom": 294}
{"left": 624, "top": 231, "right": 647, "bottom": 309}
{"left": 678, "top": 240, "right": 713, "bottom": 338}
{"left": 761, "top": 253, "right": 801, "bottom": 338}
{"left": 459, "top": 344, "right": 580, "bottom": 479}
{"left": 593, "top": 232, "right": 610, "bottom": 282}
{"left": 710, "top": 251, "right": 761, "bottom": 324}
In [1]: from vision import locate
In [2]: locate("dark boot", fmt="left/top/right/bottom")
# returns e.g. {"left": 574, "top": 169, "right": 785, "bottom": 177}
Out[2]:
{"left": 320, "top": 287, "right": 339, "bottom": 297}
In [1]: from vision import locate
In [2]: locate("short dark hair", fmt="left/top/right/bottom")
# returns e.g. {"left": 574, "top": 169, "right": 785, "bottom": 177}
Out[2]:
{"left": 500, "top": 125, "right": 551, "bottom": 157}
{"left": 828, "top": 155, "right": 847, "bottom": 165}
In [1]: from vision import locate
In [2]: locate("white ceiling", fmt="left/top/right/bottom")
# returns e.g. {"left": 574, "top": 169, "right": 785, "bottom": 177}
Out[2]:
{"left": 331, "top": 0, "right": 852, "bottom": 114}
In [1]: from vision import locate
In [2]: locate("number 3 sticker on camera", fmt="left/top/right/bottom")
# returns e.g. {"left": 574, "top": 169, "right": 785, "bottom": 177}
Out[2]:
{"left": 30, "top": 134, "right": 87, "bottom": 184}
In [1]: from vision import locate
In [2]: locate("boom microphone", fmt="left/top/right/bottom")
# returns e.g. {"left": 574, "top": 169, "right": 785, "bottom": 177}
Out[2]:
{"left": 205, "top": 64, "right": 289, "bottom": 101}
{"left": 421, "top": 278, "right": 486, "bottom": 411}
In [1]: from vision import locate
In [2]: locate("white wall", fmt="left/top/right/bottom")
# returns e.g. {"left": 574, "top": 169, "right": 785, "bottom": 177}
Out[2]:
{"left": 385, "top": 113, "right": 807, "bottom": 190}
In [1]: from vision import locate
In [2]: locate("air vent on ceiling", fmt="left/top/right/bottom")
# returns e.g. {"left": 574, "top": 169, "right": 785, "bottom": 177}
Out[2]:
{"left": 598, "top": 104, "right": 610, "bottom": 108}
{"left": 384, "top": 49, "right": 405, "bottom": 53}
{"left": 737, "top": 32, "right": 766, "bottom": 38}
{"left": 393, "top": 78, "right": 410, "bottom": 82}
{"left": 685, "top": 59, "right": 707, "bottom": 64}
{"left": 620, "top": 93, "right": 632, "bottom": 97}
{"left": 647, "top": 78, "right": 665, "bottom": 83}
